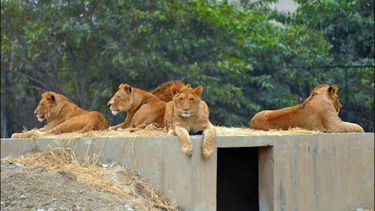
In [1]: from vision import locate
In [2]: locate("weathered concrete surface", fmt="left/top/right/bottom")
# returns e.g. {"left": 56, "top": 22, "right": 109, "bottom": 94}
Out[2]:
{"left": 1, "top": 133, "right": 374, "bottom": 211}
{"left": 269, "top": 134, "right": 374, "bottom": 211}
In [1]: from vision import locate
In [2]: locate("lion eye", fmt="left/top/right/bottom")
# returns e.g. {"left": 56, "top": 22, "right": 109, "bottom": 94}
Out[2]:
{"left": 189, "top": 98, "right": 194, "bottom": 101}
{"left": 179, "top": 97, "right": 183, "bottom": 101}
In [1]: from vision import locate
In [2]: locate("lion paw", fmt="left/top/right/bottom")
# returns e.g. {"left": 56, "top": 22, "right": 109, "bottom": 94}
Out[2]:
{"left": 167, "top": 130, "right": 174, "bottom": 136}
{"left": 181, "top": 143, "right": 193, "bottom": 156}
{"left": 354, "top": 124, "right": 364, "bottom": 133}
{"left": 11, "top": 132, "right": 33, "bottom": 138}
{"left": 202, "top": 147, "right": 214, "bottom": 159}
{"left": 11, "top": 133, "right": 22, "bottom": 138}
{"left": 34, "top": 130, "right": 47, "bottom": 136}
{"left": 109, "top": 126, "right": 119, "bottom": 131}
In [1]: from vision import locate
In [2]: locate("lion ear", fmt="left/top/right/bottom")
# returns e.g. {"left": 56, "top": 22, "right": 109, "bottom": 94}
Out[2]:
{"left": 119, "top": 83, "right": 132, "bottom": 94}
{"left": 328, "top": 84, "right": 338, "bottom": 95}
{"left": 193, "top": 85, "right": 203, "bottom": 96}
{"left": 50, "top": 94, "right": 55, "bottom": 102}
{"left": 42, "top": 92, "right": 55, "bottom": 102}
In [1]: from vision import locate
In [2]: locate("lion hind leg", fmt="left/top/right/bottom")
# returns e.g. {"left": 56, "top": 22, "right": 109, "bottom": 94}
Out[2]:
{"left": 78, "top": 125, "right": 95, "bottom": 133}
{"left": 47, "top": 119, "right": 90, "bottom": 135}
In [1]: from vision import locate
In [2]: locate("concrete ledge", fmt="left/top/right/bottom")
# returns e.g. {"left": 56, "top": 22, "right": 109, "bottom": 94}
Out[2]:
{"left": 1, "top": 133, "right": 374, "bottom": 211}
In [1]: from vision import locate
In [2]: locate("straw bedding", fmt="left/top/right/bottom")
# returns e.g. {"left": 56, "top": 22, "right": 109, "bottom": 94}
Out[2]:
{"left": 20, "top": 125, "right": 321, "bottom": 140}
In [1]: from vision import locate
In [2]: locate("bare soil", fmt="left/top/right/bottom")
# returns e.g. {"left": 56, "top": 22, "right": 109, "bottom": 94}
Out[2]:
{"left": 1, "top": 160, "right": 135, "bottom": 210}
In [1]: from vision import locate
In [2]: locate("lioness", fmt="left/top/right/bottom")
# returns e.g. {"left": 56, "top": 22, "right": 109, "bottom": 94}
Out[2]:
{"left": 250, "top": 84, "right": 364, "bottom": 133}
{"left": 107, "top": 83, "right": 167, "bottom": 131}
{"left": 164, "top": 84, "right": 216, "bottom": 158}
{"left": 107, "top": 81, "right": 184, "bottom": 131}
{"left": 12, "top": 91, "right": 108, "bottom": 138}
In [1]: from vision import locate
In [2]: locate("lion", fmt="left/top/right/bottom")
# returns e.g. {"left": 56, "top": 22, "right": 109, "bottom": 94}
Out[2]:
{"left": 107, "top": 83, "right": 167, "bottom": 131}
{"left": 250, "top": 84, "right": 364, "bottom": 133}
{"left": 164, "top": 84, "right": 216, "bottom": 158}
{"left": 12, "top": 91, "right": 108, "bottom": 138}
{"left": 150, "top": 80, "right": 185, "bottom": 102}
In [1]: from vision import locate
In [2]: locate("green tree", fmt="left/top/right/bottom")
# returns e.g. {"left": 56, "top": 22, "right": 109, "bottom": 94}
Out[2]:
{"left": 2, "top": 0, "right": 372, "bottom": 137}
{"left": 272, "top": 0, "right": 374, "bottom": 131}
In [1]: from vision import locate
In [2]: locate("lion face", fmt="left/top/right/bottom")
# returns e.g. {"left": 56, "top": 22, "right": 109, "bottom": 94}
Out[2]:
{"left": 34, "top": 92, "right": 56, "bottom": 122}
{"left": 172, "top": 85, "right": 203, "bottom": 118}
{"left": 107, "top": 83, "right": 134, "bottom": 115}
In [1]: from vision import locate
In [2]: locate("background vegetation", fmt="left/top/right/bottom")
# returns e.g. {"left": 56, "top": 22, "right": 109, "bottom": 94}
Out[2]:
{"left": 1, "top": 0, "right": 374, "bottom": 137}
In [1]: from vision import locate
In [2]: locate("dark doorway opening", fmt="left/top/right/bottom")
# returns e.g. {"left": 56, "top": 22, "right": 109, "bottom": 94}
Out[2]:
{"left": 217, "top": 147, "right": 259, "bottom": 211}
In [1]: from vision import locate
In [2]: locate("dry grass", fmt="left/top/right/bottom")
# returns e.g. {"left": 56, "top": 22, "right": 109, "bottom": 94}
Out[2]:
{"left": 18, "top": 125, "right": 321, "bottom": 140}
{"left": 4, "top": 148, "right": 178, "bottom": 211}
{"left": 215, "top": 126, "right": 321, "bottom": 136}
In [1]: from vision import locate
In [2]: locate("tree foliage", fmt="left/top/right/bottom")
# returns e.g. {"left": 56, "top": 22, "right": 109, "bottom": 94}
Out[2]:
{"left": 1, "top": 0, "right": 373, "bottom": 137}
{"left": 272, "top": 0, "right": 374, "bottom": 131}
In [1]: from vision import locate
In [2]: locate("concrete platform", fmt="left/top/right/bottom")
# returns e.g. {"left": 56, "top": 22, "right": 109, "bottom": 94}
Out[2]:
{"left": 1, "top": 133, "right": 374, "bottom": 211}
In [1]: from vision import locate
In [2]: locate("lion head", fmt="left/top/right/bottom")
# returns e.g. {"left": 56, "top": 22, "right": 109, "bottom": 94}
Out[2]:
{"left": 34, "top": 92, "right": 57, "bottom": 122}
{"left": 107, "top": 83, "right": 134, "bottom": 115}
{"left": 308, "top": 84, "right": 342, "bottom": 112}
{"left": 171, "top": 84, "right": 203, "bottom": 118}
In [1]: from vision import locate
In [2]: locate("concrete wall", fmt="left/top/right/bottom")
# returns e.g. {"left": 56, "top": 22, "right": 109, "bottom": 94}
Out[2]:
{"left": 1, "top": 133, "right": 374, "bottom": 211}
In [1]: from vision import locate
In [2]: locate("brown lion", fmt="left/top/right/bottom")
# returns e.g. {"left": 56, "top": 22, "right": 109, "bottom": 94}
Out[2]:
{"left": 150, "top": 80, "right": 185, "bottom": 102}
{"left": 250, "top": 84, "right": 364, "bottom": 133}
{"left": 12, "top": 91, "right": 108, "bottom": 138}
{"left": 107, "top": 83, "right": 167, "bottom": 131}
{"left": 164, "top": 84, "right": 216, "bottom": 158}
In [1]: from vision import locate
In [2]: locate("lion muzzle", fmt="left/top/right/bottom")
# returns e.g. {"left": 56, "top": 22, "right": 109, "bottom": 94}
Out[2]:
{"left": 36, "top": 115, "right": 46, "bottom": 122}
{"left": 181, "top": 112, "right": 191, "bottom": 118}
{"left": 110, "top": 109, "right": 120, "bottom": 116}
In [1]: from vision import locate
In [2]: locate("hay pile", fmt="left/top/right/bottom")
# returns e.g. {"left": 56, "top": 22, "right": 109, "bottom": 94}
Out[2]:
{"left": 19, "top": 125, "right": 321, "bottom": 139}
{"left": 4, "top": 148, "right": 177, "bottom": 211}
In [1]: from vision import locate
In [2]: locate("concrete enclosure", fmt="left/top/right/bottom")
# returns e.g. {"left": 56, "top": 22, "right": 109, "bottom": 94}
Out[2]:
{"left": 1, "top": 133, "right": 374, "bottom": 211}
